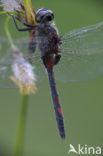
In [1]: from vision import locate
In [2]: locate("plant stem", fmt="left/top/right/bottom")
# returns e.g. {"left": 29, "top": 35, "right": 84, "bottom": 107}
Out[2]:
{"left": 13, "top": 95, "right": 28, "bottom": 156}
{"left": 4, "top": 12, "right": 29, "bottom": 156}
{"left": 0, "top": 11, "right": 24, "bottom": 16}
{"left": 5, "top": 16, "right": 15, "bottom": 48}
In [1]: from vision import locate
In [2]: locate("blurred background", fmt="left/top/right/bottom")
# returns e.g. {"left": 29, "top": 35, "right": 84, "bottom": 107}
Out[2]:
{"left": 0, "top": 0, "right": 103, "bottom": 156}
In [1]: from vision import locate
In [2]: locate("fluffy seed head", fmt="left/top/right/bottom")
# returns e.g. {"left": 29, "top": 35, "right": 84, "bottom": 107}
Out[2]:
{"left": 0, "top": 0, "right": 23, "bottom": 11}
{"left": 10, "top": 47, "right": 37, "bottom": 95}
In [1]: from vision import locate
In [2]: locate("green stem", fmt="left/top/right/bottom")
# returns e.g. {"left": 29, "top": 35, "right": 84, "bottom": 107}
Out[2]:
{"left": 0, "top": 11, "right": 24, "bottom": 16}
{"left": 4, "top": 15, "right": 29, "bottom": 156}
{"left": 4, "top": 16, "right": 15, "bottom": 48}
{"left": 13, "top": 95, "right": 28, "bottom": 156}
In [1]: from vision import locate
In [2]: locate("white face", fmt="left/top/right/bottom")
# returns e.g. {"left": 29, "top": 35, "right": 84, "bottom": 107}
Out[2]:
{"left": 36, "top": 8, "right": 54, "bottom": 23}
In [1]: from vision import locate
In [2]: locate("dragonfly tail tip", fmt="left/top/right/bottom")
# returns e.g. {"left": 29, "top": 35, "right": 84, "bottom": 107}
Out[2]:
{"left": 60, "top": 133, "right": 66, "bottom": 140}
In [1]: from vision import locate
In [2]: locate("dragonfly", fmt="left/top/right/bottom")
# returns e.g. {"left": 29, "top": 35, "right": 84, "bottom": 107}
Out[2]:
{"left": 1, "top": 8, "right": 103, "bottom": 139}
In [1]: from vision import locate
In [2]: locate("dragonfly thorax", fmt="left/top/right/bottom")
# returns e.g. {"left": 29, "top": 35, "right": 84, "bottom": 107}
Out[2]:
{"left": 37, "top": 22, "right": 61, "bottom": 67}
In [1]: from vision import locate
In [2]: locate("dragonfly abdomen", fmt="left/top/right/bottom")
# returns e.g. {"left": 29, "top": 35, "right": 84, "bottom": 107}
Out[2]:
{"left": 47, "top": 68, "right": 66, "bottom": 139}
{"left": 38, "top": 23, "right": 65, "bottom": 139}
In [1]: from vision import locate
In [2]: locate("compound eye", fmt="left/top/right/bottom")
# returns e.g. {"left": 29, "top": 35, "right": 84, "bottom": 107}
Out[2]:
{"left": 45, "top": 13, "right": 54, "bottom": 22}
{"left": 36, "top": 8, "right": 54, "bottom": 23}
{"left": 40, "top": 15, "right": 44, "bottom": 22}
{"left": 35, "top": 14, "right": 43, "bottom": 23}
{"left": 51, "top": 13, "right": 54, "bottom": 19}
{"left": 47, "top": 15, "right": 52, "bottom": 21}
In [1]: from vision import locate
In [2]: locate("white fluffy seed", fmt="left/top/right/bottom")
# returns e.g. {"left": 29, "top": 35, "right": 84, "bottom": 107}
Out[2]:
{"left": 1, "top": 0, "right": 23, "bottom": 11}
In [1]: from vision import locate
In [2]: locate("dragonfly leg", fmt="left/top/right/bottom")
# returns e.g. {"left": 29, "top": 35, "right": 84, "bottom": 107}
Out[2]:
{"left": 15, "top": 10, "right": 37, "bottom": 28}
{"left": 10, "top": 15, "right": 34, "bottom": 31}
{"left": 54, "top": 54, "right": 61, "bottom": 65}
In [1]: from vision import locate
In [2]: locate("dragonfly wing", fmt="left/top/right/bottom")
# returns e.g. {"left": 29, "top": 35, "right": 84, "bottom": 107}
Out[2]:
{"left": 0, "top": 38, "right": 17, "bottom": 88}
{"left": 54, "top": 22, "right": 103, "bottom": 82}
{"left": 0, "top": 37, "right": 45, "bottom": 88}
{"left": 14, "top": 37, "right": 46, "bottom": 84}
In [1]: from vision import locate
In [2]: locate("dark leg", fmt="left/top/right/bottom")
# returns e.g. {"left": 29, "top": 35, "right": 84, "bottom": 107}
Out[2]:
{"left": 54, "top": 54, "right": 61, "bottom": 65}
{"left": 17, "top": 11, "right": 37, "bottom": 28}
{"left": 11, "top": 15, "right": 34, "bottom": 31}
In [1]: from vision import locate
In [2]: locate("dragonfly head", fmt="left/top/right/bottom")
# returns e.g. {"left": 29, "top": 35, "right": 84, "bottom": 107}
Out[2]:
{"left": 36, "top": 8, "right": 54, "bottom": 24}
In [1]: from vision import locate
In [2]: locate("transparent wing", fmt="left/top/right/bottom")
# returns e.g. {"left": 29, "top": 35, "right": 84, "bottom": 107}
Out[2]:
{"left": 15, "top": 37, "right": 46, "bottom": 84}
{"left": 1, "top": 21, "right": 103, "bottom": 86}
{"left": 0, "top": 37, "right": 45, "bottom": 88}
{"left": 54, "top": 22, "right": 103, "bottom": 82}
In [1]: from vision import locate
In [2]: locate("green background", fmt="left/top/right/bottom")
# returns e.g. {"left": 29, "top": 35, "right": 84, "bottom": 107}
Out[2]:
{"left": 0, "top": 0, "right": 103, "bottom": 156}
